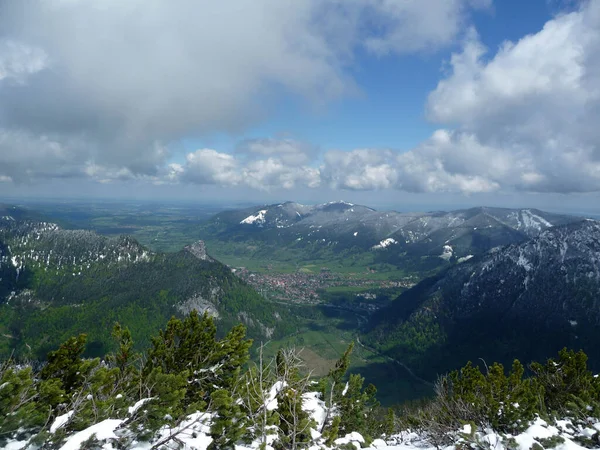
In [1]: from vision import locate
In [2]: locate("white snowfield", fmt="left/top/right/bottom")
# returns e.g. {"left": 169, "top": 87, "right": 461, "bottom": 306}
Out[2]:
{"left": 240, "top": 210, "right": 268, "bottom": 225}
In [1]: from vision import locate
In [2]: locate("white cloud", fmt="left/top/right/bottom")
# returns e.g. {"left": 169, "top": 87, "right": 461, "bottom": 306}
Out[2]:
{"left": 418, "top": 0, "right": 600, "bottom": 193}
{"left": 177, "top": 148, "right": 320, "bottom": 191}
{"left": 243, "top": 159, "right": 321, "bottom": 190}
{"left": 364, "top": 0, "right": 492, "bottom": 55}
{"left": 321, "top": 149, "right": 398, "bottom": 190}
{"left": 237, "top": 138, "right": 316, "bottom": 166}
{"left": 181, "top": 149, "right": 242, "bottom": 186}
{"left": 7, "top": 0, "right": 596, "bottom": 197}
{"left": 0, "top": 40, "right": 48, "bottom": 82}
{"left": 0, "top": 0, "right": 484, "bottom": 185}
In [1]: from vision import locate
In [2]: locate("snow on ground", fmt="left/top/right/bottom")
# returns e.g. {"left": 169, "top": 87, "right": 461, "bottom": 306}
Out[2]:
{"left": 522, "top": 210, "right": 553, "bottom": 230}
{"left": 128, "top": 397, "right": 154, "bottom": 415}
{"left": 372, "top": 238, "right": 397, "bottom": 250}
{"left": 302, "top": 391, "right": 327, "bottom": 431}
{"left": 50, "top": 411, "right": 74, "bottom": 433}
{"left": 6, "top": 414, "right": 600, "bottom": 450}
{"left": 240, "top": 210, "right": 268, "bottom": 225}
{"left": 440, "top": 244, "right": 453, "bottom": 260}
{"left": 59, "top": 419, "right": 123, "bottom": 450}
{"left": 265, "top": 380, "right": 285, "bottom": 411}
{"left": 6, "top": 386, "right": 600, "bottom": 450}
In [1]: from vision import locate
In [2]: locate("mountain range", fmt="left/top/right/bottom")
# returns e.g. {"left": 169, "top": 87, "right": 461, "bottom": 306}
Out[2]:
{"left": 200, "top": 201, "right": 580, "bottom": 273}
{"left": 365, "top": 218, "right": 600, "bottom": 378}
{"left": 0, "top": 205, "right": 293, "bottom": 359}
{"left": 3, "top": 200, "right": 599, "bottom": 386}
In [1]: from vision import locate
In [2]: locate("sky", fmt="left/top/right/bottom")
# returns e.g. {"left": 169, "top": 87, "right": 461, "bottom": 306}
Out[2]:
{"left": 1, "top": 0, "right": 600, "bottom": 213}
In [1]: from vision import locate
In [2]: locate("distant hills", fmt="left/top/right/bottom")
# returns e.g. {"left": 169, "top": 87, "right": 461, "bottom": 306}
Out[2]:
{"left": 364, "top": 218, "right": 600, "bottom": 378}
{"left": 200, "top": 201, "right": 580, "bottom": 273}
{"left": 0, "top": 207, "right": 293, "bottom": 359}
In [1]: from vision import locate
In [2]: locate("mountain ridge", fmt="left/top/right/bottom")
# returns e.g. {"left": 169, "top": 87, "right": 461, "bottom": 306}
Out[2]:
{"left": 199, "top": 201, "right": 581, "bottom": 273}
{"left": 0, "top": 214, "right": 291, "bottom": 358}
{"left": 364, "top": 218, "right": 600, "bottom": 378}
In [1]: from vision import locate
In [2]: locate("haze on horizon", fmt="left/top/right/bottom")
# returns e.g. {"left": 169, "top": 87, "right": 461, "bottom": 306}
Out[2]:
{"left": 1, "top": 0, "right": 600, "bottom": 214}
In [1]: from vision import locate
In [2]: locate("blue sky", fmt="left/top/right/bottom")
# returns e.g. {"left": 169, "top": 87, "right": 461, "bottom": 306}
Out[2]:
{"left": 1, "top": 0, "right": 600, "bottom": 212}
{"left": 182, "top": 0, "right": 557, "bottom": 153}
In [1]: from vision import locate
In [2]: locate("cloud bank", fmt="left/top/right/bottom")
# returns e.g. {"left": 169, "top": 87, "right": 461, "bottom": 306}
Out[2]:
{"left": 1, "top": 0, "right": 599, "bottom": 195}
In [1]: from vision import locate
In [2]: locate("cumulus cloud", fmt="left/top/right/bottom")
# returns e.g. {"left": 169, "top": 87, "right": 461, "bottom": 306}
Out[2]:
{"left": 175, "top": 146, "right": 320, "bottom": 191}
{"left": 321, "top": 149, "right": 398, "bottom": 190}
{"left": 364, "top": 0, "right": 492, "bottom": 55}
{"left": 236, "top": 138, "right": 316, "bottom": 166}
{"left": 180, "top": 149, "right": 242, "bottom": 186}
{"left": 6, "top": 0, "right": 596, "bottom": 196}
{"left": 322, "top": 0, "right": 600, "bottom": 197}
{"left": 417, "top": 1, "right": 600, "bottom": 193}
{"left": 243, "top": 159, "right": 321, "bottom": 190}
{"left": 0, "top": 0, "right": 484, "bottom": 186}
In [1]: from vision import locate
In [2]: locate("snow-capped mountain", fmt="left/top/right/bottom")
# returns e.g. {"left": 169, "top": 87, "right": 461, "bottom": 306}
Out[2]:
{"left": 366, "top": 219, "right": 600, "bottom": 378}
{"left": 200, "top": 202, "right": 580, "bottom": 272}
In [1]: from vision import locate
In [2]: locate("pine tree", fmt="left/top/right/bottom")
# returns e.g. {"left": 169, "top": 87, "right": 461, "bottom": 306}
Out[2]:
{"left": 337, "top": 373, "right": 379, "bottom": 440}
{"left": 321, "top": 342, "right": 353, "bottom": 434}
{"left": 0, "top": 365, "right": 46, "bottom": 443}
{"left": 109, "top": 323, "right": 136, "bottom": 374}
{"left": 41, "top": 334, "right": 88, "bottom": 395}
{"left": 143, "top": 310, "right": 252, "bottom": 410}
{"left": 208, "top": 389, "right": 246, "bottom": 450}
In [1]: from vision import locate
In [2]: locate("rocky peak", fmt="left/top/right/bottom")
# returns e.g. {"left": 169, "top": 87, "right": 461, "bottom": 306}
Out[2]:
{"left": 185, "top": 240, "right": 213, "bottom": 261}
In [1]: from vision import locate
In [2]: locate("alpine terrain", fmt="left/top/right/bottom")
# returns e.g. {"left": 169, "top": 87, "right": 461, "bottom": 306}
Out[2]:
{"left": 365, "top": 218, "right": 600, "bottom": 379}
{"left": 200, "top": 201, "right": 580, "bottom": 274}
{"left": 0, "top": 205, "right": 291, "bottom": 359}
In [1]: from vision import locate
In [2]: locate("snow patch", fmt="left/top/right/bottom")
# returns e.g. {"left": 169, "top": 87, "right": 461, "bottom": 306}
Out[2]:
{"left": 50, "top": 411, "right": 74, "bottom": 433}
{"left": 58, "top": 419, "right": 123, "bottom": 450}
{"left": 440, "top": 245, "right": 453, "bottom": 260}
{"left": 302, "top": 391, "right": 327, "bottom": 431}
{"left": 240, "top": 210, "right": 268, "bottom": 225}
{"left": 128, "top": 397, "right": 154, "bottom": 415}
{"left": 372, "top": 238, "right": 397, "bottom": 250}
{"left": 265, "top": 381, "right": 285, "bottom": 411}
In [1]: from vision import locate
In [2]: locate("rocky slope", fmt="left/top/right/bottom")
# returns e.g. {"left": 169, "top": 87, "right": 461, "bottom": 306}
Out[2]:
{"left": 200, "top": 201, "right": 580, "bottom": 272}
{"left": 366, "top": 219, "right": 600, "bottom": 378}
{"left": 0, "top": 213, "right": 288, "bottom": 358}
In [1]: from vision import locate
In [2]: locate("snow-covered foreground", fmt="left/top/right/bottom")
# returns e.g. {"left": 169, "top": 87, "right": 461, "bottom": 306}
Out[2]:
{"left": 6, "top": 397, "right": 600, "bottom": 450}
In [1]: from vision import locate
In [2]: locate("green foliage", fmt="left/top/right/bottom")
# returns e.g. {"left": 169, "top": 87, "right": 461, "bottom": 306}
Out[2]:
{"left": 446, "top": 359, "right": 542, "bottom": 433}
{"left": 109, "top": 323, "right": 136, "bottom": 373}
{"left": 317, "top": 342, "right": 383, "bottom": 444}
{"left": 530, "top": 348, "right": 600, "bottom": 416}
{"left": 275, "top": 386, "right": 314, "bottom": 450}
{"left": 1, "top": 220, "right": 290, "bottom": 361}
{"left": 323, "top": 415, "right": 340, "bottom": 447}
{"left": 208, "top": 389, "right": 246, "bottom": 450}
{"left": 400, "top": 348, "right": 600, "bottom": 447}
{"left": 143, "top": 310, "right": 252, "bottom": 410}
{"left": 0, "top": 364, "right": 47, "bottom": 441}
{"left": 40, "top": 334, "right": 88, "bottom": 396}
{"left": 141, "top": 368, "right": 188, "bottom": 433}
{"left": 338, "top": 374, "right": 380, "bottom": 441}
